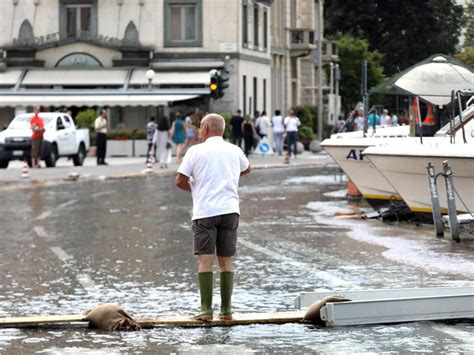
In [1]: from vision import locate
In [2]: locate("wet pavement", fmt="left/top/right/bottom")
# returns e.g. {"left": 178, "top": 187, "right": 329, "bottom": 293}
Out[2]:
{"left": 0, "top": 166, "right": 473, "bottom": 353}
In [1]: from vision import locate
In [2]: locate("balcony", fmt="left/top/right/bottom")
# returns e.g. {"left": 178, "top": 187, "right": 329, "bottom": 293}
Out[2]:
{"left": 321, "top": 40, "right": 339, "bottom": 63}
{"left": 255, "top": 0, "right": 274, "bottom": 4}
{"left": 289, "top": 29, "right": 316, "bottom": 57}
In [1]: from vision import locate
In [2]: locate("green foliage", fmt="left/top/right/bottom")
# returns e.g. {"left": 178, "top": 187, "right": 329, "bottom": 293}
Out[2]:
{"left": 325, "top": 0, "right": 464, "bottom": 76}
{"left": 464, "top": 1, "right": 474, "bottom": 48}
{"left": 75, "top": 109, "right": 96, "bottom": 129}
{"left": 298, "top": 126, "right": 315, "bottom": 141}
{"left": 337, "top": 34, "right": 385, "bottom": 112}
{"left": 107, "top": 129, "right": 147, "bottom": 140}
{"left": 293, "top": 105, "right": 316, "bottom": 129}
{"left": 455, "top": 46, "right": 474, "bottom": 68}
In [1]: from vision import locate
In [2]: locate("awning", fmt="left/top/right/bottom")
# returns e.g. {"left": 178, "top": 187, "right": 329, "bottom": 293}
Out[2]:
{"left": 0, "top": 70, "right": 22, "bottom": 86}
{"left": 129, "top": 70, "right": 210, "bottom": 85}
{"left": 0, "top": 94, "right": 199, "bottom": 107}
{"left": 23, "top": 69, "right": 129, "bottom": 86}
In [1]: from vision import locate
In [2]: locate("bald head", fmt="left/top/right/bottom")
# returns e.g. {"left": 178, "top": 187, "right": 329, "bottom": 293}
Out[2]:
{"left": 202, "top": 113, "right": 225, "bottom": 133}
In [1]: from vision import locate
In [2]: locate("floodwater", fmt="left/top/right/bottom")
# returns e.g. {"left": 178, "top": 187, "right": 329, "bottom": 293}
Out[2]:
{"left": 0, "top": 166, "right": 473, "bottom": 353}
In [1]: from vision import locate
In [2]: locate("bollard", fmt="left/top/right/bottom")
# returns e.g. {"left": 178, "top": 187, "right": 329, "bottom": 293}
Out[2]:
{"left": 21, "top": 162, "right": 30, "bottom": 180}
{"left": 442, "top": 161, "right": 460, "bottom": 242}
{"left": 426, "top": 163, "right": 444, "bottom": 237}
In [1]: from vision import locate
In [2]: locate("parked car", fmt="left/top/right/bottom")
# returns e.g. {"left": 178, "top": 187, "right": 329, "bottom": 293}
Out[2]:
{"left": 0, "top": 112, "right": 90, "bottom": 168}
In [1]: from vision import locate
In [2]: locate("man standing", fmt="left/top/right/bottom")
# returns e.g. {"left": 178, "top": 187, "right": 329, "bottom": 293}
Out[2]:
{"left": 176, "top": 114, "right": 251, "bottom": 321}
{"left": 229, "top": 109, "right": 244, "bottom": 148}
{"left": 30, "top": 106, "right": 44, "bottom": 168}
{"left": 95, "top": 109, "right": 108, "bottom": 165}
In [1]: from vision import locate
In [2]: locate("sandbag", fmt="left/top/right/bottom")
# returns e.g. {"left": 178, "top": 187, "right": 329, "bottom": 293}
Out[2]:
{"left": 84, "top": 304, "right": 141, "bottom": 331}
{"left": 303, "top": 295, "right": 351, "bottom": 326}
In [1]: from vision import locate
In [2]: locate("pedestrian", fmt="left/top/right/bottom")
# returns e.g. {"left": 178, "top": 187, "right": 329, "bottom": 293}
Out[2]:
{"left": 391, "top": 111, "right": 399, "bottom": 126}
{"left": 175, "top": 113, "right": 251, "bottom": 321}
{"left": 242, "top": 114, "right": 257, "bottom": 156}
{"left": 399, "top": 109, "right": 409, "bottom": 125}
{"left": 334, "top": 115, "right": 345, "bottom": 133}
{"left": 30, "top": 105, "right": 45, "bottom": 168}
{"left": 229, "top": 110, "right": 244, "bottom": 147}
{"left": 380, "top": 109, "right": 391, "bottom": 126}
{"left": 271, "top": 110, "right": 285, "bottom": 155}
{"left": 368, "top": 109, "right": 380, "bottom": 128}
{"left": 94, "top": 109, "right": 108, "bottom": 165}
{"left": 170, "top": 112, "right": 186, "bottom": 163}
{"left": 283, "top": 109, "right": 301, "bottom": 162}
{"left": 353, "top": 109, "right": 365, "bottom": 131}
{"left": 146, "top": 116, "right": 157, "bottom": 161}
{"left": 154, "top": 114, "right": 171, "bottom": 169}
{"left": 341, "top": 112, "right": 355, "bottom": 132}
{"left": 255, "top": 111, "right": 271, "bottom": 139}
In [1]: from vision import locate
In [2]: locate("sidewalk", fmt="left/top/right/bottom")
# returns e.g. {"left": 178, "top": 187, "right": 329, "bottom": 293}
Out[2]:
{"left": 0, "top": 151, "right": 333, "bottom": 187}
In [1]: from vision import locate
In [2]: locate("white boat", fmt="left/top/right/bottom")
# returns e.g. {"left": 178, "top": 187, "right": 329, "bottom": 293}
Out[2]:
{"left": 364, "top": 142, "right": 474, "bottom": 221}
{"left": 322, "top": 105, "right": 474, "bottom": 211}
{"left": 322, "top": 125, "right": 412, "bottom": 209}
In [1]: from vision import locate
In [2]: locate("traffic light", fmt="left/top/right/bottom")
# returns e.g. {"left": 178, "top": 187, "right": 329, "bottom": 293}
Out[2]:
{"left": 218, "top": 70, "right": 229, "bottom": 98}
{"left": 210, "top": 72, "right": 219, "bottom": 99}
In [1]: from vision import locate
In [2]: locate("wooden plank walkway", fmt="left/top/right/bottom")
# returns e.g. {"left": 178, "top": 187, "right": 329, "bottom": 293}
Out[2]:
{"left": 0, "top": 311, "right": 306, "bottom": 329}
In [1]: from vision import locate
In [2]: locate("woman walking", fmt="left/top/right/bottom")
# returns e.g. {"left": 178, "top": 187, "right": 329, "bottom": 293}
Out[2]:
{"left": 241, "top": 114, "right": 256, "bottom": 156}
{"left": 170, "top": 113, "right": 186, "bottom": 163}
{"left": 154, "top": 115, "right": 171, "bottom": 169}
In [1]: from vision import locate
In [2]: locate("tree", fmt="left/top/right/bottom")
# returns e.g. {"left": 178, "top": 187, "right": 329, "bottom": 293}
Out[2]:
{"left": 455, "top": 46, "right": 474, "bottom": 67}
{"left": 337, "top": 34, "right": 385, "bottom": 112}
{"left": 464, "top": 0, "right": 474, "bottom": 48}
{"left": 325, "top": 0, "right": 464, "bottom": 75}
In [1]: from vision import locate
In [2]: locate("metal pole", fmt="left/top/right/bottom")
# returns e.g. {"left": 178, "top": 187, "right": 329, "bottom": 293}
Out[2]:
{"left": 443, "top": 161, "right": 460, "bottom": 242}
{"left": 316, "top": 0, "right": 323, "bottom": 141}
{"left": 426, "top": 163, "right": 444, "bottom": 238}
{"left": 416, "top": 96, "right": 423, "bottom": 144}
{"left": 450, "top": 90, "right": 455, "bottom": 144}
{"left": 456, "top": 90, "right": 467, "bottom": 144}
{"left": 362, "top": 60, "right": 368, "bottom": 135}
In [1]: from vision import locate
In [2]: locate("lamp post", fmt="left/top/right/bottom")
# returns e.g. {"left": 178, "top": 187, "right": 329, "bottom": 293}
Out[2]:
{"left": 146, "top": 69, "right": 155, "bottom": 90}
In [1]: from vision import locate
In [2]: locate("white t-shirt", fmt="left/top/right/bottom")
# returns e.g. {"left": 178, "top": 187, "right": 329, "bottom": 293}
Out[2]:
{"left": 256, "top": 115, "right": 271, "bottom": 135}
{"left": 284, "top": 116, "right": 301, "bottom": 132}
{"left": 272, "top": 115, "right": 284, "bottom": 133}
{"left": 94, "top": 117, "right": 107, "bottom": 134}
{"left": 177, "top": 136, "right": 250, "bottom": 220}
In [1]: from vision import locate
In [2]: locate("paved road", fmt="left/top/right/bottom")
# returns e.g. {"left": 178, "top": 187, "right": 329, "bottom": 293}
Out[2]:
{"left": 1, "top": 151, "right": 333, "bottom": 186}
{"left": 0, "top": 165, "right": 473, "bottom": 353}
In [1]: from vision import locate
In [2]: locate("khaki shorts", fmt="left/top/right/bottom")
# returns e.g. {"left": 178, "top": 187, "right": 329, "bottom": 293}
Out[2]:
{"left": 192, "top": 213, "right": 239, "bottom": 257}
{"left": 31, "top": 137, "right": 43, "bottom": 160}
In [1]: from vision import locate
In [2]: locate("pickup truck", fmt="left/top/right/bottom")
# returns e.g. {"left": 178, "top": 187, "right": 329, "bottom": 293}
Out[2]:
{"left": 0, "top": 112, "right": 90, "bottom": 168}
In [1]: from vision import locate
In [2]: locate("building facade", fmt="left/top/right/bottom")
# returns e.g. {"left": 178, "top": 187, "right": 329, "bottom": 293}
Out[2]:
{"left": 270, "top": 0, "right": 338, "bottom": 117}
{"left": 0, "top": 0, "right": 337, "bottom": 130}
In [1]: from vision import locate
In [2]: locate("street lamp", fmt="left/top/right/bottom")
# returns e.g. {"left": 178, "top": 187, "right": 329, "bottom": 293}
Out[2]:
{"left": 146, "top": 69, "right": 155, "bottom": 90}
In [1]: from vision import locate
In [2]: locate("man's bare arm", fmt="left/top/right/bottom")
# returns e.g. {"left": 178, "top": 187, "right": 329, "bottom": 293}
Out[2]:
{"left": 241, "top": 165, "right": 252, "bottom": 176}
{"left": 176, "top": 173, "right": 192, "bottom": 192}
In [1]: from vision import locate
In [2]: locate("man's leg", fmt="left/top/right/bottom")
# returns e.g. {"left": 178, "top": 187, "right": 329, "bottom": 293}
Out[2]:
{"left": 96, "top": 134, "right": 102, "bottom": 165}
{"left": 216, "top": 214, "right": 238, "bottom": 320}
{"left": 196, "top": 254, "right": 214, "bottom": 321}
{"left": 193, "top": 218, "right": 218, "bottom": 321}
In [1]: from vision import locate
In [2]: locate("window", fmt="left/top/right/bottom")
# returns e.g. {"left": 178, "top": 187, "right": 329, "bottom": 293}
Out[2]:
{"left": 243, "top": 75, "right": 247, "bottom": 115}
{"left": 164, "top": 0, "right": 202, "bottom": 47}
{"left": 242, "top": 1, "right": 248, "bottom": 47}
{"left": 253, "top": 77, "right": 258, "bottom": 114}
{"left": 263, "top": 10, "right": 268, "bottom": 49}
{"left": 254, "top": 4, "right": 259, "bottom": 48}
{"left": 263, "top": 79, "right": 266, "bottom": 113}
{"left": 60, "top": 0, "right": 97, "bottom": 39}
{"left": 63, "top": 116, "right": 72, "bottom": 128}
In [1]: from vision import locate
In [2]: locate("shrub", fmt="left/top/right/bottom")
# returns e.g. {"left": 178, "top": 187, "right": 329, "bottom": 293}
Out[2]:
{"left": 107, "top": 129, "right": 147, "bottom": 140}
{"left": 293, "top": 105, "right": 317, "bottom": 129}
{"left": 76, "top": 109, "right": 97, "bottom": 129}
{"left": 298, "top": 126, "right": 315, "bottom": 141}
